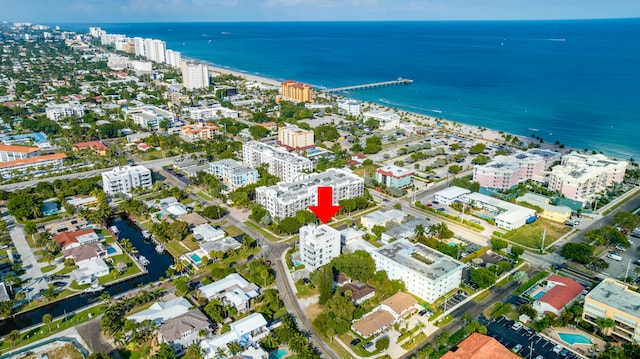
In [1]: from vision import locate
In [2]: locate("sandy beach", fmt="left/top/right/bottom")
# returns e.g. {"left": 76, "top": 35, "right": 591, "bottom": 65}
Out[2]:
{"left": 203, "top": 62, "right": 572, "bottom": 155}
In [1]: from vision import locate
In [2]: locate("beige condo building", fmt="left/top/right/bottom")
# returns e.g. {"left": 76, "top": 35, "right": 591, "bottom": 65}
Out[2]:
{"left": 583, "top": 278, "right": 640, "bottom": 342}
{"left": 277, "top": 124, "right": 315, "bottom": 149}
{"left": 281, "top": 80, "right": 314, "bottom": 102}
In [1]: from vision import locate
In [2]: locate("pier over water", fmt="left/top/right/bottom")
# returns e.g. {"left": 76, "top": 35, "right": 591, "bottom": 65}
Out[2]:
{"left": 322, "top": 77, "right": 413, "bottom": 93}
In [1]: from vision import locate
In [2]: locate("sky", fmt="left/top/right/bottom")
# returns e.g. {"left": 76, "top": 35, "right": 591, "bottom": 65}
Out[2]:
{"left": 3, "top": 0, "right": 640, "bottom": 23}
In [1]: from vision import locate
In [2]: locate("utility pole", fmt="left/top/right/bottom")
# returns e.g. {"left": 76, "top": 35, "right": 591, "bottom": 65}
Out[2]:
{"left": 541, "top": 228, "right": 546, "bottom": 253}
{"left": 625, "top": 258, "right": 632, "bottom": 280}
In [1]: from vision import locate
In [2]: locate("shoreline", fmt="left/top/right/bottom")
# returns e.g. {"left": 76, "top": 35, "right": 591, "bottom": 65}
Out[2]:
{"left": 196, "top": 60, "right": 575, "bottom": 156}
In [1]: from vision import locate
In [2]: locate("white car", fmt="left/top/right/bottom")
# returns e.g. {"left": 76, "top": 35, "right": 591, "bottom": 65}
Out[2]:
{"left": 552, "top": 344, "right": 563, "bottom": 354}
{"left": 512, "top": 344, "right": 523, "bottom": 354}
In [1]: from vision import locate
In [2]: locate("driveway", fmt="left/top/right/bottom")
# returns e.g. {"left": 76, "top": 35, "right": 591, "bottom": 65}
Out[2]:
{"left": 6, "top": 212, "right": 48, "bottom": 294}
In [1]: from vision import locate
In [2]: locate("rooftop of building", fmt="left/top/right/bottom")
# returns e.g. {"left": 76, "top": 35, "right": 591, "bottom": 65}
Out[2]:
{"left": 73, "top": 140, "right": 107, "bottom": 150}
{"left": 351, "top": 309, "right": 395, "bottom": 338}
{"left": 537, "top": 275, "right": 584, "bottom": 311}
{"left": 441, "top": 333, "right": 520, "bottom": 359}
{"left": 342, "top": 282, "right": 376, "bottom": 301}
{"left": 376, "top": 165, "right": 415, "bottom": 178}
{"left": 0, "top": 153, "right": 66, "bottom": 169}
{"left": 102, "top": 165, "right": 150, "bottom": 178}
{"left": 381, "top": 291, "right": 418, "bottom": 314}
{"left": 435, "top": 186, "right": 471, "bottom": 200}
{"left": 0, "top": 144, "right": 40, "bottom": 153}
{"left": 587, "top": 278, "right": 640, "bottom": 318}
{"left": 257, "top": 168, "right": 363, "bottom": 202}
{"left": 282, "top": 80, "right": 313, "bottom": 89}
{"left": 279, "top": 123, "right": 313, "bottom": 134}
{"left": 210, "top": 159, "right": 257, "bottom": 175}
{"left": 376, "top": 239, "right": 465, "bottom": 281}
{"left": 244, "top": 141, "right": 312, "bottom": 165}
{"left": 362, "top": 209, "right": 407, "bottom": 224}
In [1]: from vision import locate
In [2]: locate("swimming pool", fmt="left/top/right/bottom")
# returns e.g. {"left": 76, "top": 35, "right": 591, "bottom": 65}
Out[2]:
{"left": 106, "top": 246, "right": 117, "bottom": 255}
{"left": 558, "top": 332, "right": 592, "bottom": 346}
{"left": 190, "top": 254, "right": 202, "bottom": 263}
{"left": 269, "top": 349, "right": 288, "bottom": 359}
{"left": 533, "top": 291, "right": 546, "bottom": 300}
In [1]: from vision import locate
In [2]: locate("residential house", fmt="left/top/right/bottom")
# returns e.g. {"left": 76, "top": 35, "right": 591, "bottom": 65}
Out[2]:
{"left": 192, "top": 224, "right": 225, "bottom": 242}
{"left": 200, "top": 313, "right": 269, "bottom": 358}
{"left": 533, "top": 275, "right": 584, "bottom": 315}
{"left": 53, "top": 228, "right": 100, "bottom": 251}
{"left": 351, "top": 292, "right": 418, "bottom": 338}
{"left": 72, "top": 141, "right": 108, "bottom": 156}
{"left": 198, "top": 273, "right": 260, "bottom": 312}
{"left": 342, "top": 282, "right": 376, "bottom": 305}
{"left": 441, "top": 333, "right": 520, "bottom": 359}
{"left": 158, "top": 309, "right": 212, "bottom": 354}
{"left": 361, "top": 209, "right": 407, "bottom": 231}
{"left": 62, "top": 242, "right": 107, "bottom": 265}
{"left": 128, "top": 297, "right": 192, "bottom": 324}
{"left": 72, "top": 258, "right": 110, "bottom": 285}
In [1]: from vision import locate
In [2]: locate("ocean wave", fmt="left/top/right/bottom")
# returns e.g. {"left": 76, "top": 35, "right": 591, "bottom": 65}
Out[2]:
{"left": 528, "top": 128, "right": 540, "bottom": 132}
{"left": 547, "top": 38, "right": 566, "bottom": 42}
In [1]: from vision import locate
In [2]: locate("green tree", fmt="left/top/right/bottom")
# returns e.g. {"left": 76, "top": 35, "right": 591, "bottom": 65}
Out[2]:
{"left": 470, "top": 267, "right": 497, "bottom": 288}
{"left": 317, "top": 265, "right": 334, "bottom": 305}
{"left": 376, "top": 336, "right": 390, "bottom": 351}
{"left": 490, "top": 237, "right": 508, "bottom": 251}
{"left": 510, "top": 245, "right": 524, "bottom": 259}
{"left": 561, "top": 242, "right": 595, "bottom": 264}
{"left": 155, "top": 343, "right": 176, "bottom": 359}
{"left": 331, "top": 251, "right": 376, "bottom": 282}
{"left": 43, "top": 313, "right": 53, "bottom": 332}
{"left": 6, "top": 329, "right": 21, "bottom": 348}
{"left": 201, "top": 205, "right": 225, "bottom": 219}
{"left": 448, "top": 164, "right": 463, "bottom": 174}
{"left": 278, "top": 217, "right": 302, "bottom": 234}
{"left": 469, "top": 143, "right": 487, "bottom": 154}
{"left": 249, "top": 125, "right": 270, "bottom": 139}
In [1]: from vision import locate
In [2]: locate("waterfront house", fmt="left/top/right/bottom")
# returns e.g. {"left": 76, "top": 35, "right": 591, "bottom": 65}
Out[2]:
{"left": 192, "top": 224, "right": 225, "bottom": 242}
{"left": 72, "top": 258, "right": 110, "bottom": 285}
{"left": 62, "top": 242, "right": 107, "bottom": 265}
{"left": 128, "top": 297, "right": 192, "bottom": 325}
{"left": 158, "top": 308, "right": 212, "bottom": 354}
{"left": 53, "top": 228, "right": 100, "bottom": 250}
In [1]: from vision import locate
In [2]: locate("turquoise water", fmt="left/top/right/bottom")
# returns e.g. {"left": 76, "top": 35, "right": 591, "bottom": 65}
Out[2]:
{"left": 534, "top": 291, "right": 546, "bottom": 300}
{"left": 448, "top": 242, "right": 457, "bottom": 247}
{"left": 61, "top": 20, "right": 640, "bottom": 159}
{"left": 558, "top": 332, "right": 592, "bottom": 346}
{"left": 106, "top": 246, "right": 117, "bottom": 255}
{"left": 269, "top": 349, "right": 288, "bottom": 359}
{"left": 190, "top": 254, "right": 201, "bottom": 263}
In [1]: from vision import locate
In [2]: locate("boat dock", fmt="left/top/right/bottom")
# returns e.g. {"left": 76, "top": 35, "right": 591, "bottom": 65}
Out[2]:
{"left": 322, "top": 77, "right": 413, "bottom": 93}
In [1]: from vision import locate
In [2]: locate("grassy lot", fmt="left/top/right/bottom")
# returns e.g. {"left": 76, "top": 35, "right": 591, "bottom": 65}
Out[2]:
{"left": 0, "top": 305, "right": 106, "bottom": 355}
{"left": 401, "top": 332, "right": 427, "bottom": 350}
{"left": 58, "top": 264, "right": 78, "bottom": 275}
{"left": 499, "top": 218, "right": 571, "bottom": 249}
{"left": 197, "top": 191, "right": 213, "bottom": 201}
{"left": 352, "top": 164, "right": 380, "bottom": 179}
{"left": 41, "top": 265, "right": 57, "bottom": 273}
{"left": 136, "top": 149, "right": 164, "bottom": 161}
{"left": 166, "top": 241, "right": 190, "bottom": 257}
{"left": 243, "top": 221, "right": 282, "bottom": 242}
{"left": 473, "top": 289, "right": 492, "bottom": 302}
{"left": 294, "top": 280, "right": 316, "bottom": 298}
{"left": 223, "top": 225, "right": 244, "bottom": 237}
{"left": 183, "top": 236, "right": 201, "bottom": 251}
{"left": 98, "top": 258, "right": 142, "bottom": 285}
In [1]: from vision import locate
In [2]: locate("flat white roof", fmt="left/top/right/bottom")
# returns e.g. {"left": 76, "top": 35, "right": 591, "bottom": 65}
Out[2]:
{"left": 434, "top": 186, "right": 471, "bottom": 200}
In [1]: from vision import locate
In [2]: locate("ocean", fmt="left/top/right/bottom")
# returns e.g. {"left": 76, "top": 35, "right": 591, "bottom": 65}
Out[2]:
{"left": 62, "top": 20, "right": 640, "bottom": 159}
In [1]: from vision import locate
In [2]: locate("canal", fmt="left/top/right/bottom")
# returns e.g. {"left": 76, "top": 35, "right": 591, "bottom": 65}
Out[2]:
{"left": 0, "top": 216, "right": 173, "bottom": 336}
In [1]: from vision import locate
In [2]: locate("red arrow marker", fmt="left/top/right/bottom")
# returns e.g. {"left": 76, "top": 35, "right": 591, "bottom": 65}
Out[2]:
{"left": 308, "top": 186, "right": 342, "bottom": 224}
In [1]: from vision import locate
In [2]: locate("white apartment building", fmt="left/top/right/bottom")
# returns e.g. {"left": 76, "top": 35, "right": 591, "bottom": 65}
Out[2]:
{"left": 256, "top": 168, "right": 364, "bottom": 219}
{"left": 337, "top": 98, "right": 362, "bottom": 116}
{"left": 242, "top": 141, "right": 313, "bottom": 182}
{"left": 460, "top": 192, "right": 536, "bottom": 230}
{"left": 371, "top": 239, "right": 465, "bottom": 303}
{"left": 277, "top": 124, "right": 314, "bottom": 149}
{"left": 133, "top": 37, "right": 146, "bottom": 57}
{"left": 144, "top": 38, "right": 166, "bottom": 63}
{"left": 181, "top": 60, "right": 210, "bottom": 90}
{"left": 179, "top": 123, "right": 220, "bottom": 142}
{"left": 101, "top": 165, "right": 152, "bottom": 196}
{"left": 209, "top": 159, "right": 259, "bottom": 192}
{"left": 45, "top": 103, "right": 86, "bottom": 121}
{"left": 473, "top": 149, "right": 561, "bottom": 190}
{"left": 583, "top": 278, "right": 640, "bottom": 343}
{"left": 299, "top": 224, "right": 341, "bottom": 270}
{"left": 165, "top": 49, "right": 181, "bottom": 68}
{"left": 124, "top": 105, "right": 175, "bottom": 130}
{"left": 107, "top": 55, "right": 130, "bottom": 70}
{"left": 363, "top": 110, "right": 400, "bottom": 131}
{"left": 185, "top": 106, "right": 239, "bottom": 120}
{"left": 0, "top": 144, "right": 40, "bottom": 162}
{"left": 0, "top": 153, "right": 67, "bottom": 179}
{"left": 549, "top": 152, "right": 627, "bottom": 202}
{"left": 131, "top": 60, "right": 153, "bottom": 72}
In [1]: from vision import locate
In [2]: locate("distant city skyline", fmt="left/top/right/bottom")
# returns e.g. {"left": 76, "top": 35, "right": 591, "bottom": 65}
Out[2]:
{"left": 3, "top": 0, "right": 640, "bottom": 23}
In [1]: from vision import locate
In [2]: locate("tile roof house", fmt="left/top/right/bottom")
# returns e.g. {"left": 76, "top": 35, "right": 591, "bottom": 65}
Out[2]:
{"left": 72, "top": 140, "right": 108, "bottom": 155}
{"left": 342, "top": 282, "right": 376, "bottom": 305}
{"left": 533, "top": 274, "right": 584, "bottom": 315}
{"left": 158, "top": 309, "right": 212, "bottom": 354}
{"left": 351, "top": 292, "right": 418, "bottom": 338}
{"left": 128, "top": 297, "right": 193, "bottom": 324}
{"left": 53, "top": 228, "right": 100, "bottom": 250}
{"left": 441, "top": 333, "right": 520, "bottom": 359}
{"left": 62, "top": 242, "right": 107, "bottom": 265}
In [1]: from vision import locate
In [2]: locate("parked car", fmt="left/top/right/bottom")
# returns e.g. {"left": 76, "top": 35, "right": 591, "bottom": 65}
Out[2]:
{"left": 363, "top": 341, "right": 374, "bottom": 349}
{"left": 553, "top": 345, "right": 563, "bottom": 354}
{"left": 350, "top": 338, "right": 361, "bottom": 347}
{"left": 524, "top": 328, "right": 535, "bottom": 337}
{"left": 512, "top": 344, "right": 523, "bottom": 354}
{"left": 511, "top": 322, "right": 523, "bottom": 331}
{"left": 52, "top": 281, "right": 67, "bottom": 287}
{"left": 614, "top": 245, "right": 626, "bottom": 252}
{"left": 516, "top": 297, "right": 530, "bottom": 305}
{"left": 418, "top": 309, "right": 427, "bottom": 316}
{"left": 560, "top": 348, "right": 569, "bottom": 357}
{"left": 534, "top": 356, "right": 544, "bottom": 359}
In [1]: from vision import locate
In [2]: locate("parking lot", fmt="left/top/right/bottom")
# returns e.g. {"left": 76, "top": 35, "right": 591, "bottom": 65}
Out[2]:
{"left": 599, "top": 235, "right": 639, "bottom": 280}
{"left": 482, "top": 316, "right": 582, "bottom": 359}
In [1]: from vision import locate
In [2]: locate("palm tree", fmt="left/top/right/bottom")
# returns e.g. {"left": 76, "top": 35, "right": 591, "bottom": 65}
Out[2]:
{"left": 174, "top": 260, "right": 185, "bottom": 273}
{"left": 596, "top": 317, "right": 616, "bottom": 336}
{"left": 215, "top": 347, "right": 228, "bottom": 358}
{"left": 414, "top": 224, "right": 426, "bottom": 239}
{"left": 43, "top": 313, "right": 53, "bottom": 332}
{"left": 6, "top": 329, "right": 21, "bottom": 348}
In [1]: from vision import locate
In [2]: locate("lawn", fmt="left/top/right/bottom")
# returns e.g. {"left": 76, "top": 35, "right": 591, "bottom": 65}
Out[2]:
{"left": 243, "top": 221, "right": 282, "bottom": 242}
{"left": 136, "top": 149, "right": 164, "bottom": 161}
{"left": 166, "top": 241, "right": 190, "bottom": 257}
{"left": 183, "top": 236, "right": 201, "bottom": 251}
{"left": 98, "top": 259, "right": 142, "bottom": 285}
{"left": 499, "top": 218, "right": 571, "bottom": 249}
{"left": 41, "top": 265, "right": 57, "bottom": 273}
{"left": 223, "top": 225, "right": 244, "bottom": 237}
{"left": 352, "top": 164, "right": 380, "bottom": 179}
{"left": 197, "top": 191, "right": 213, "bottom": 201}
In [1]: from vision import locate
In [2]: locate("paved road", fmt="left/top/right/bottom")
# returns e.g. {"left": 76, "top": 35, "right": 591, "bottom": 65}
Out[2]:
{"left": 400, "top": 267, "right": 538, "bottom": 359}
{"left": 4, "top": 210, "right": 48, "bottom": 295}
{"left": 0, "top": 156, "right": 182, "bottom": 191}
{"left": 275, "top": 257, "right": 338, "bottom": 359}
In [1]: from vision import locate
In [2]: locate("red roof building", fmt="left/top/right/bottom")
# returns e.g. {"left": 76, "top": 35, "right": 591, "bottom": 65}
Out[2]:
{"left": 73, "top": 141, "right": 108, "bottom": 155}
{"left": 441, "top": 333, "right": 519, "bottom": 359}
{"left": 533, "top": 274, "right": 584, "bottom": 315}
{"left": 53, "top": 228, "right": 100, "bottom": 250}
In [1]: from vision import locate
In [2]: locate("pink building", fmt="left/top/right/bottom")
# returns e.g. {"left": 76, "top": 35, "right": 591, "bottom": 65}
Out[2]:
{"left": 473, "top": 149, "right": 558, "bottom": 190}
{"left": 548, "top": 152, "right": 627, "bottom": 202}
